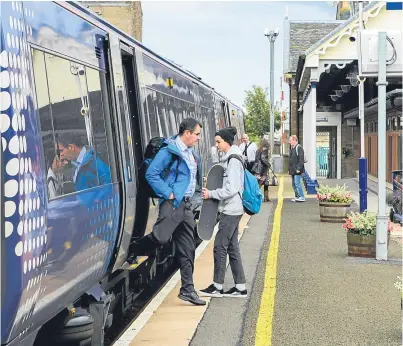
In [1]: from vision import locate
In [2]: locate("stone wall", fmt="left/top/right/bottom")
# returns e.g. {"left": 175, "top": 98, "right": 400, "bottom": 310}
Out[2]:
{"left": 81, "top": 1, "right": 143, "bottom": 42}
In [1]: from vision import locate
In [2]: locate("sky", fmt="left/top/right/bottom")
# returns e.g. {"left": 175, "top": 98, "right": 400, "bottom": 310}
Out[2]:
{"left": 141, "top": 1, "right": 337, "bottom": 111}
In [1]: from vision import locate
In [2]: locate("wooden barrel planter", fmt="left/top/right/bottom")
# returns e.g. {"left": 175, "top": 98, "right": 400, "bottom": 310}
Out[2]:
{"left": 347, "top": 233, "right": 390, "bottom": 258}
{"left": 319, "top": 202, "right": 351, "bottom": 223}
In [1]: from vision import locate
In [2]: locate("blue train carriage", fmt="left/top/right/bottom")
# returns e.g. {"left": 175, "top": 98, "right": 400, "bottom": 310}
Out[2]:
{"left": 226, "top": 101, "right": 245, "bottom": 146}
{"left": 1, "top": 1, "right": 245, "bottom": 345}
{"left": 1, "top": 2, "right": 123, "bottom": 345}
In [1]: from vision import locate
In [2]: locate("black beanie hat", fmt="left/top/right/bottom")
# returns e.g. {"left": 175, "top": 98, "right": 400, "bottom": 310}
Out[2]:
{"left": 215, "top": 126, "right": 237, "bottom": 145}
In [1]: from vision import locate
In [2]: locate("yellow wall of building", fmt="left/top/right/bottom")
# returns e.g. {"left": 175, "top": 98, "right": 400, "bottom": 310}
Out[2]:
{"left": 81, "top": 1, "right": 143, "bottom": 42}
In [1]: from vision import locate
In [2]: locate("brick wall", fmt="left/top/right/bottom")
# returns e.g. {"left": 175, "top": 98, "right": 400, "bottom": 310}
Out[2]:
{"left": 82, "top": 1, "right": 143, "bottom": 42}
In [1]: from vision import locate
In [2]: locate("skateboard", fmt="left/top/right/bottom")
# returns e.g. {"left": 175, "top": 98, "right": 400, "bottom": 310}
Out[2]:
{"left": 197, "top": 164, "right": 224, "bottom": 241}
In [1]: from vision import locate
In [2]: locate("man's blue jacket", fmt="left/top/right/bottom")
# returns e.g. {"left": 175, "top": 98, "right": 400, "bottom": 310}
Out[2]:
{"left": 145, "top": 136, "right": 203, "bottom": 209}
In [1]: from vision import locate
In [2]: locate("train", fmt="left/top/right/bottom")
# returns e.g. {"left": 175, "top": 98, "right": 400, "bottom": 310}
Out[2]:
{"left": 0, "top": 1, "right": 245, "bottom": 345}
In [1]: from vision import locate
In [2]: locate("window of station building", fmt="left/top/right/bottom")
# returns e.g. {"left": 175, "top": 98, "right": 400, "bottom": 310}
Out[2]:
{"left": 32, "top": 50, "right": 112, "bottom": 200}
{"left": 392, "top": 117, "right": 398, "bottom": 131}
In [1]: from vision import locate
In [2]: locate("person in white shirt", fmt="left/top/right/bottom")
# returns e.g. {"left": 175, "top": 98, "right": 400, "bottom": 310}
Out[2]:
{"left": 238, "top": 134, "right": 257, "bottom": 172}
{"left": 45, "top": 149, "right": 64, "bottom": 199}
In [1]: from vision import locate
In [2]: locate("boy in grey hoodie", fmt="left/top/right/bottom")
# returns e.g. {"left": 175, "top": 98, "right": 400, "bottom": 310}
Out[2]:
{"left": 199, "top": 127, "right": 247, "bottom": 298}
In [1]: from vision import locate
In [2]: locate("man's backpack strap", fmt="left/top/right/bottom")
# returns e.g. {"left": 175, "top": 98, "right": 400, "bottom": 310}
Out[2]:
{"left": 162, "top": 154, "right": 181, "bottom": 182}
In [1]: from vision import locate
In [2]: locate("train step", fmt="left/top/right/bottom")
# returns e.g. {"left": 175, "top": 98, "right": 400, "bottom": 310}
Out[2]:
{"left": 121, "top": 256, "right": 149, "bottom": 270}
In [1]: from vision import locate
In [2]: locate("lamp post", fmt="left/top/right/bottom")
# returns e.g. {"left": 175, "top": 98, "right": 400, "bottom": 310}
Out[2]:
{"left": 357, "top": 1, "right": 368, "bottom": 213}
{"left": 264, "top": 27, "right": 279, "bottom": 162}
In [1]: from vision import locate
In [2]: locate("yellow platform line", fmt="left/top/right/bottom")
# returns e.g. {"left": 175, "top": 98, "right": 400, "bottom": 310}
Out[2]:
{"left": 255, "top": 176, "right": 284, "bottom": 346}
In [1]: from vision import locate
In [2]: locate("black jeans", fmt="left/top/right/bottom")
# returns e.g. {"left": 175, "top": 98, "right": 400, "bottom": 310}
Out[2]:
{"left": 129, "top": 199, "right": 196, "bottom": 294}
{"left": 213, "top": 214, "right": 246, "bottom": 285}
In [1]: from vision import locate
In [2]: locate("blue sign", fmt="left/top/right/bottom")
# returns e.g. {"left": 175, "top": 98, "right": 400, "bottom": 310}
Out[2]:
{"left": 386, "top": 2, "right": 402, "bottom": 10}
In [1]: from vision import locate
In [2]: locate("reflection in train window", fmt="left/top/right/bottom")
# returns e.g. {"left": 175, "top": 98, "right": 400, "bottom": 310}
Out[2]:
{"left": 156, "top": 92, "right": 169, "bottom": 138}
{"left": 32, "top": 50, "right": 112, "bottom": 199}
{"left": 145, "top": 89, "right": 161, "bottom": 138}
{"left": 32, "top": 50, "right": 60, "bottom": 199}
{"left": 86, "top": 68, "right": 111, "bottom": 170}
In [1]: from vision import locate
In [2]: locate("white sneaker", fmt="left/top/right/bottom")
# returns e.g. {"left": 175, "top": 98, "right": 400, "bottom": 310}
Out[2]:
{"left": 296, "top": 197, "right": 305, "bottom": 202}
{"left": 291, "top": 198, "right": 297, "bottom": 202}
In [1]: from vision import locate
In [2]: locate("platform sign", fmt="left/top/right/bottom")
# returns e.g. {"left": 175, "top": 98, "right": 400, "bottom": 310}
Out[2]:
{"left": 386, "top": 2, "right": 402, "bottom": 10}
{"left": 359, "top": 29, "right": 402, "bottom": 77}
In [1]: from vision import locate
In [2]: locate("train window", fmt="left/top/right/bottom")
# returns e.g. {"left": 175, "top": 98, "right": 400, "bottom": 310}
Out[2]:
{"left": 145, "top": 89, "right": 161, "bottom": 138}
{"left": 32, "top": 50, "right": 112, "bottom": 199}
{"left": 166, "top": 97, "right": 177, "bottom": 135}
{"left": 32, "top": 50, "right": 60, "bottom": 199}
{"left": 188, "top": 103, "right": 196, "bottom": 119}
{"left": 86, "top": 68, "right": 112, "bottom": 171}
{"left": 175, "top": 99, "right": 184, "bottom": 126}
{"left": 398, "top": 134, "right": 402, "bottom": 170}
{"left": 156, "top": 92, "right": 169, "bottom": 137}
{"left": 141, "top": 88, "right": 151, "bottom": 142}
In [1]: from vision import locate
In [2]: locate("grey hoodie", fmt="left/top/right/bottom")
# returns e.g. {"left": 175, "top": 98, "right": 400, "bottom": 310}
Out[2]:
{"left": 210, "top": 145, "right": 244, "bottom": 216}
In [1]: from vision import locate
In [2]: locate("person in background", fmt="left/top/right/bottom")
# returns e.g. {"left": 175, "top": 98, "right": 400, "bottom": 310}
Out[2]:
{"left": 252, "top": 138, "right": 270, "bottom": 202}
{"left": 239, "top": 134, "right": 257, "bottom": 173}
{"left": 56, "top": 133, "right": 111, "bottom": 191}
{"left": 45, "top": 148, "right": 64, "bottom": 199}
{"left": 200, "top": 126, "right": 248, "bottom": 298}
{"left": 288, "top": 135, "right": 305, "bottom": 202}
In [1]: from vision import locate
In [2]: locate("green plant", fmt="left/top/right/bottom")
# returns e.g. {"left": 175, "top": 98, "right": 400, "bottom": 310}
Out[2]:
{"left": 316, "top": 184, "right": 353, "bottom": 204}
{"left": 243, "top": 86, "right": 281, "bottom": 138}
{"left": 342, "top": 210, "right": 392, "bottom": 235}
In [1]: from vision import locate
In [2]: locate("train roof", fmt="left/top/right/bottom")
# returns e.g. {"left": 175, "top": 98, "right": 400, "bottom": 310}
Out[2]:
{"left": 67, "top": 2, "right": 221, "bottom": 94}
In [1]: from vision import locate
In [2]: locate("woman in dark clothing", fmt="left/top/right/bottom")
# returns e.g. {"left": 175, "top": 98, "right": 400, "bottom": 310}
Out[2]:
{"left": 252, "top": 138, "right": 270, "bottom": 202}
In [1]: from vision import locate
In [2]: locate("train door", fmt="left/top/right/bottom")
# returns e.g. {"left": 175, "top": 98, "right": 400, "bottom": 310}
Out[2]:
{"left": 120, "top": 44, "right": 150, "bottom": 242}
{"left": 108, "top": 36, "right": 139, "bottom": 272}
{"left": 121, "top": 46, "right": 143, "bottom": 175}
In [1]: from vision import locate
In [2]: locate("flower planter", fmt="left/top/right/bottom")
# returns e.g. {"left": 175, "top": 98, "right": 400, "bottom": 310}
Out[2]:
{"left": 346, "top": 233, "right": 390, "bottom": 258}
{"left": 319, "top": 202, "right": 351, "bottom": 223}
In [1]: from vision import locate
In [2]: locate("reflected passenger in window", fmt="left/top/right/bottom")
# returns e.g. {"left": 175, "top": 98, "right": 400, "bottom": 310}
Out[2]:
{"left": 45, "top": 149, "right": 64, "bottom": 199}
{"left": 56, "top": 133, "right": 111, "bottom": 192}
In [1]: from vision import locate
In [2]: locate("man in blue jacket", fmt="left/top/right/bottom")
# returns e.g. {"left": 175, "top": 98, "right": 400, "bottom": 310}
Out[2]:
{"left": 127, "top": 118, "right": 205, "bottom": 306}
{"left": 56, "top": 133, "right": 111, "bottom": 191}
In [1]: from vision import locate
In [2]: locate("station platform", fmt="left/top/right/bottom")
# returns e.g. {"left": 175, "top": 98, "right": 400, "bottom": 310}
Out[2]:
{"left": 116, "top": 176, "right": 402, "bottom": 346}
